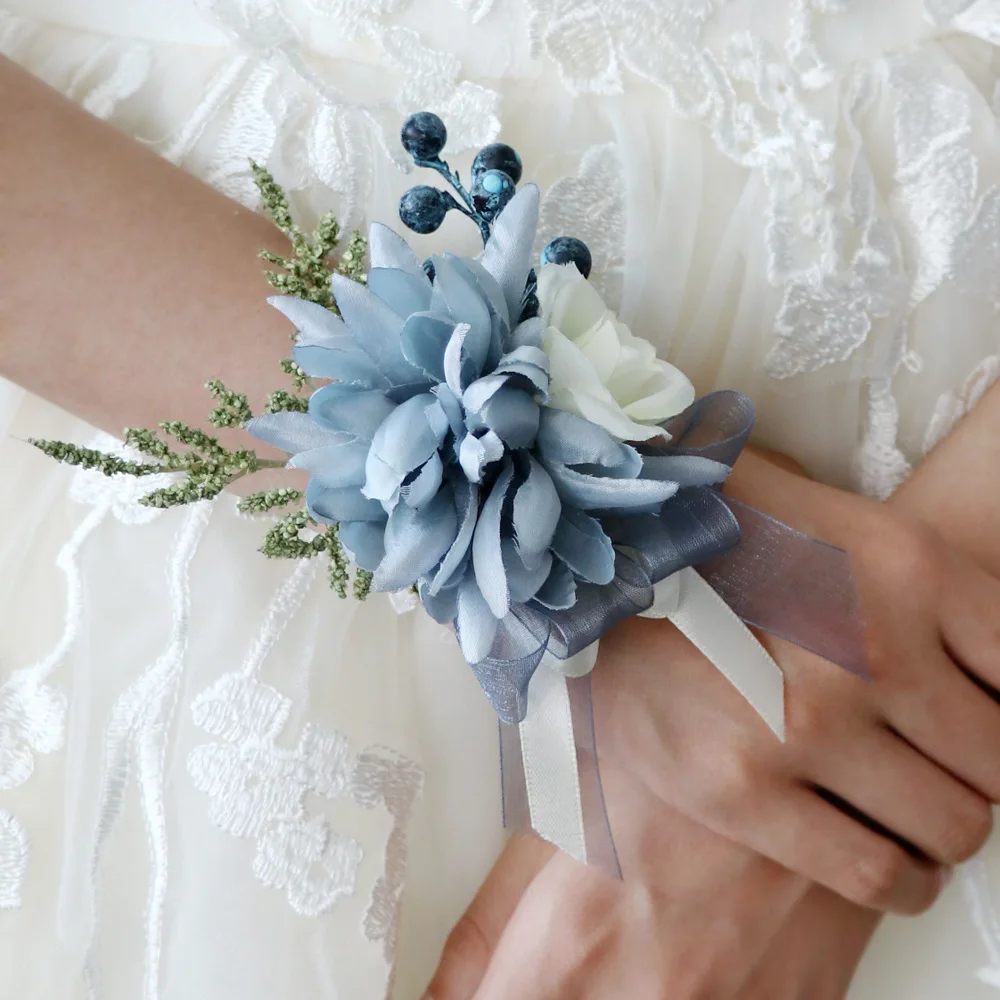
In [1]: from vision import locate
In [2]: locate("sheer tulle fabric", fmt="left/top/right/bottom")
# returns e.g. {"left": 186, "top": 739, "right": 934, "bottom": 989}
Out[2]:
{"left": 3, "top": 1, "right": 1000, "bottom": 998}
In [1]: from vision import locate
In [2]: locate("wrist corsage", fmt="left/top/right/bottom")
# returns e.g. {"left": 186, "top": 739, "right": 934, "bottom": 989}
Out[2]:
{"left": 33, "top": 113, "right": 867, "bottom": 874}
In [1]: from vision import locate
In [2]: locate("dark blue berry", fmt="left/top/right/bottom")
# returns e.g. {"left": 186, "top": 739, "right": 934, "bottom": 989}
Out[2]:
{"left": 472, "top": 169, "right": 515, "bottom": 220}
{"left": 399, "top": 186, "right": 450, "bottom": 234}
{"left": 422, "top": 258, "right": 436, "bottom": 282}
{"left": 472, "top": 143, "right": 523, "bottom": 185}
{"left": 401, "top": 112, "right": 447, "bottom": 161}
{"left": 541, "top": 236, "right": 593, "bottom": 278}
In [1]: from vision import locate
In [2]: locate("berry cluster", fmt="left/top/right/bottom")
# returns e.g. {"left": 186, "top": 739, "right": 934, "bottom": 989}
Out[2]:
{"left": 397, "top": 112, "right": 593, "bottom": 280}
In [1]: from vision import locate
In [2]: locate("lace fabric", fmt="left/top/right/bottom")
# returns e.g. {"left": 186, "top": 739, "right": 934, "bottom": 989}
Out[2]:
{"left": 3, "top": 0, "right": 1000, "bottom": 997}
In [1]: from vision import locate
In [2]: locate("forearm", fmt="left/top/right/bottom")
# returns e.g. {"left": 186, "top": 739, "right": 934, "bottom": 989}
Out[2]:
{"left": 0, "top": 57, "right": 288, "bottom": 435}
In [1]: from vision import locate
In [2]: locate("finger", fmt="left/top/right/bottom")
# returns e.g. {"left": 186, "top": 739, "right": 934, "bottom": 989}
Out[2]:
{"left": 808, "top": 726, "right": 993, "bottom": 865}
{"left": 732, "top": 783, "right": 945, "bottom": 915}
{"left": 423, "top": 834, "right": 556, "bottom": 1000}
{"left": 887, "top": 653, "right": 1000, "bottom": 802}
{"left": 940, "top": 557, "right": 1000, "bottom": 692}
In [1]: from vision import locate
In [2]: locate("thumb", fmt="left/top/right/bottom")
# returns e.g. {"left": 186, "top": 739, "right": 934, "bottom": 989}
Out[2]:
{"left": 422, "top": 833, "right": 555, "bottom": 1000}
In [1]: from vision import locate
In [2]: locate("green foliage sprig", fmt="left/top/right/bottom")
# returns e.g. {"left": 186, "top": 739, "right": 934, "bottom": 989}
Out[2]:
{"left": 31, "top": 163, "right": 372, "bottom": 599}
{"left": 252, "top": 159, "right": 367, "bottom": 308}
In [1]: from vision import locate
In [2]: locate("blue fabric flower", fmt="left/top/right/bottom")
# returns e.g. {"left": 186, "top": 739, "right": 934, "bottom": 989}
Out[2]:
{"left": 248, "top": 186, "right": 682, "bottom": 716}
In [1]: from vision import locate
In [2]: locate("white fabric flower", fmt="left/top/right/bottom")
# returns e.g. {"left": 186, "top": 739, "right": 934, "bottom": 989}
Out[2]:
{"left": 537, "top": 263, "right": 695, "bottom": 441}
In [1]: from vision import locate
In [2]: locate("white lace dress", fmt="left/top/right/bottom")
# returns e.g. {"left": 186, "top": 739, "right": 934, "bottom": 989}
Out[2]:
{"left": 3, "top": 1, "right": 1000, "bottom": 997}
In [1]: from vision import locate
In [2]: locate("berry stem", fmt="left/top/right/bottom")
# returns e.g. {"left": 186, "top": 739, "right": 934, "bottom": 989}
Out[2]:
{"left": 413, "top": 157, "right": 491, "bottom": 245}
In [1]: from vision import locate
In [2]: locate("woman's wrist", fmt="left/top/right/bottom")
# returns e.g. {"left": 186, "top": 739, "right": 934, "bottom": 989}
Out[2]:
{"left": 724, "top": 445, "right": 888, "bottom": 553}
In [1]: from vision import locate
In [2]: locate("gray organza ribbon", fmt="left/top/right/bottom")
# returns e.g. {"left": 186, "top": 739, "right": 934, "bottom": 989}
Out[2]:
{"left": 494, "top": 390, "right": 868, "bottom": 874}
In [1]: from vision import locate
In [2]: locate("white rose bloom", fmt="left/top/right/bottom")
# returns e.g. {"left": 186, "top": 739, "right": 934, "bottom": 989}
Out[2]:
{"left": 536, "top": 263, "right": 695, "bottom": 442}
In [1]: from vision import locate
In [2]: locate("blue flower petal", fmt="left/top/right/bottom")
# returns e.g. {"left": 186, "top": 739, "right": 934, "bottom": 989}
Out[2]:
{"left": 461, "top": 373, "right": 508, "bottom": 414}
{"left": 288, "top": 441, "right": 368, "bottom": 487}
{"left": 268, "top": 296, "right": 352, "bottom": 349}
{"left": 502, "top": 539, "right": 553, "bottom": 604}
{"left": 533, "top": 558, "right": 577, "bottom": 611}
{"left": 513, "top": 456, "right": 561, "bottom": 568}
{"left": 443, "top": 322, "right": 474, "bottom": 395}
{"left": 338, "top": 520, "right": 386, "bottom": 570}
{"left": 536, "top": 408, "right": 639, "bottom": 473}
{"left": 399, "top": 312, "right": 455, "bottom": 382}
{"left": 368, "top": 267, "right": 433, "bottom": 319}
{"left": 384, "top": 380, "right": 436, "bottom": 404}
{"left": 373, "top": 487, "right": 458, "bottom": 592}
{"left": 309, "top": 383, "right": 395, "bottom": 442}
{"left": 543, "top": 461, "right": 678, "bottom": 510}
{"left": 454, "top": 257, "right": 508, "bottom": 319}
{"left": 367, "top": 393, "right": 449, "bottom": 476}
{"left": 494, "top": 346, "right": 549, "bottom": 401}
{"left": 508, "top": 316, "right": 545, "bottom": 350}
{"left": 293, "top": 344, "right": 387, "bottom": 387}
{"left": 479, "top": 388, "right": 539, "bottom": 449}
{"left": 472, "top": 458, "right": 515, "bottom": 619}
{"left": 457, "top": 569, "right": 500, "bottom": 663}
{"left": 640, "top": 455, "right": 730, "bottom": 487}
{"left": 551, "top": 509, "right": 615, "bottom": 584}
{"left": 400, "top": 452, "right": 444, "bottom": 509}
{"left": 330, "top": 273, "right": 424, "bottom": 386}
{"left": 432, "top": 384, "right": 464, "bottom": 439}
{"left": 419, "top": 573, "right": 461, "bottom": 624}
{"left": 368, "top": 222, "right": 425, "bottom": 277}
{"left": 430, "top": 256, "right": 492, "bottom": 378}
{"left": 480, "top": 184, "right": 539, "bottom": 324}
{"left": 361, "top": 451, "right": 404, "bottom": 507}
{"left": 306, "top": 479, "right": 387, "bottom": 523}
{"left": 428, "top": 478, "right": 478, "bottom": 595}
{"left": 458, "top": 429, "right": 504, "bottom": 483}
{"left": 246, "top": 412, "right": 350, "bottom": 455}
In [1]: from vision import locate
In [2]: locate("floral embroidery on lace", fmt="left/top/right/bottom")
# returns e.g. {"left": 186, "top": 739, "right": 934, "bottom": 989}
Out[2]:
{"left": 354, "top": 747, "right": 424, "bottom": 970}
{"left": 926, "top": 0, "right": 1000, "bottom": 44}
{"left": 536, "top": 143, "right": 625, "bottom": 311}
{"left": 187, "top": 561, "right": 423, "bottom": 931}
{"left": 189, "top": 671, "right": 364, "bottom": 916}
{"left": 166, "top": 0, "right": 501, "bottom": 219}
{"left": 525, "top": 0, "right": 720, "bottom": 98}
{"left": 0, "top": 672, "right": 65, "bottom": 793}
{"left": 526, "top": 1, "right": 907, "bottom": 384}
{"left": 0, "top": 810, "right": 28, "bottom": 909}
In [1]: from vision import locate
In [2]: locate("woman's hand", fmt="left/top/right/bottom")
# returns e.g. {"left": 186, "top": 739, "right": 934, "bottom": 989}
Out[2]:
{"left": 594, "top": 452, "right": 1000, "bottom": 914}
{"left": 424, "top": 406, "right": 1000, "bottom": 999}
{"left": 423, "top": 759, "right": 876, "bottom": 1000}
